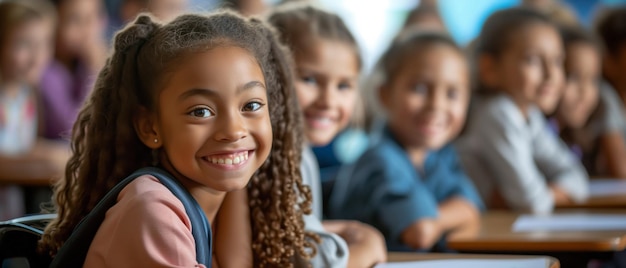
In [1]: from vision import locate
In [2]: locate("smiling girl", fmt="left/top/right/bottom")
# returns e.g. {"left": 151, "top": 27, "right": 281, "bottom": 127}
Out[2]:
{"left": 457, "top": 7, "right": 588, "bottom": 214}
{"left": 328, "top": 30, "right": 483, "bottom": 252}
{"left": 40, "top": 12, "right": 316, "bottom": 267}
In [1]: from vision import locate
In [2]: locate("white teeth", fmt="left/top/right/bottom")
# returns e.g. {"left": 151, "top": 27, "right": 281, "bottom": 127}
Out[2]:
{"left": 208, "top": 151, "right": 249, "bottom": 166}
{"left": 313, "top": 117, "right": 332, "bottom": 123}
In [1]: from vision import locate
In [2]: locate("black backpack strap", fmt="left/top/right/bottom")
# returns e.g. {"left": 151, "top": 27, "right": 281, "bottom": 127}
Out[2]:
{"left": 50, "top": 167, "right": 212, "bottom": 268}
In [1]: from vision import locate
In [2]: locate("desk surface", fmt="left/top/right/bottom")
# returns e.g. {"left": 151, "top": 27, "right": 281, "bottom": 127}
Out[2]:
{"left": 447, "top": 210, "right": 626, "bottom": 252}
{"left": 0, "top": 173, "right": 56, "bottom": 186}
{"left": 387, "top": 253, "right": 559, "bottom": 268}
{"left": 557, "top": 195, "right": 626, "bottom": 209}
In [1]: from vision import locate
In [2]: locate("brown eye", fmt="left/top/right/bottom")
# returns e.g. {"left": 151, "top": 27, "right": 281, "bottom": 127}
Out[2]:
{"left": 189, "top": 108, "right": 213, "bottom": 118}
{"left": 301, "top": 76, "right": 317, "bottom": 84}
{"left": 411, "top": 83, "right": 428, "bottom": 94}
{"left": 242, "top": 101, "right": 264, "bottom": 112}
{"left": 447, "top": 87, "right": 459, "bottom": 100}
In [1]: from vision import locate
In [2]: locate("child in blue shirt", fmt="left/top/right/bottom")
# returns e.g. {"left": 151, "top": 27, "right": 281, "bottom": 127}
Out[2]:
{"left": 329, "top": 30, "right": 483, "bottom": 251}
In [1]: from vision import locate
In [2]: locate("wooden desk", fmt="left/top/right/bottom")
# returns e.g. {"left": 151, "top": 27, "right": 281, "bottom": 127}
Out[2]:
{"left": 448, "top": 210, "right": 626, "bottom": 252}
{"left": 0, "top": 140, "right": 68, "bottom": 186}
{"left": 0, "top": 172, "right": 57, "bottom": 186}
{"left": 558, "top": 195, "right": 626, "bottom": 209}
{"left": 387, "top": 252, "right": 559, "bottom": 268}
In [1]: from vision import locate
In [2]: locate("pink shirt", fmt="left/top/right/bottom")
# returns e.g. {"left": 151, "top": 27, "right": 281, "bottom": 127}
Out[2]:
{"left": 84, "top": 175, "right": 207, "bottom": 268}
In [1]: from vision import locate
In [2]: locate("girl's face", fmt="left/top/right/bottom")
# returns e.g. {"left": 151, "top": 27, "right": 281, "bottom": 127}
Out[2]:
{"left": 558, "top": 42, "right": 600, "bottom": 128}
{"left": 144, "top": 46, "right": 272, "bottom": 192}
{"left": 1, "top": 18, "right": 53, "bottom": 84}
{"left": 294, "top": 38, "right": 359, "bottom": 146}
{"left": 56, "top": 0, "right": 104, "bottom": 58}
{"left": 381, "top": 45, "right": 469, "bottom": 150}
{"left": 489, "top": 23, "right": 564, "bottom": 114}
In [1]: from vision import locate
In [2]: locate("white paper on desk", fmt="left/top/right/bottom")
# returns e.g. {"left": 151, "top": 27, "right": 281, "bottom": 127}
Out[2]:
{"left": 513, "top": 214, "right": 626, "bottom": 232}
{"left": 374, "top": 258, "right": 549, "bottom": 268}
{"left": 589, "top": 179, "right": 626, "bottom": 197}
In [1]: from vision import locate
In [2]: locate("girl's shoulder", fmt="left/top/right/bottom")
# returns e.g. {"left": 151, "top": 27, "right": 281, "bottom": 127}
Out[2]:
{"left": 118, "top": 175, "right": 184, "bottom": 203}
{"left": 466, "top": 94, "right": 526, "bottom": 130}
{"left": 113, "top": 175, "right": 191, "bottom": 227}
{"left": 85, "top": 175, "right": 201, "bottom": 267}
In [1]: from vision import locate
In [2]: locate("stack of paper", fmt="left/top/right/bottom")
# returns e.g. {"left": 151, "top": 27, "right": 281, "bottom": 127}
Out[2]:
{"left": 513, "top": 214, "right": 626, "bottom": 232}
{"left": 375, "top": 258, "right": 549, "bottom": 268}
{"left": 589, "top": 179, "right": 626, "bottom": 197}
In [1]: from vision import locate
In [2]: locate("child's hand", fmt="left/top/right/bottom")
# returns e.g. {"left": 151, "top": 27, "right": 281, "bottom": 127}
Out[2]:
{"left": 549, "top": 184, "right": 572, "bottom": 206}
{"left": 400, "top": 218, "right": 442, "bottom": 250}
{"left": 323, "top": 220, "right": 387, "bottom": 267}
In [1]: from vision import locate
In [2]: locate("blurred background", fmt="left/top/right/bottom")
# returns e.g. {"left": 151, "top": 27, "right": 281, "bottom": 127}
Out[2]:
{"left": 98, "top": 0, "right": 626, "bottom": 71}
{"left": 1, "top": 0, "right": 626, "bottom": 219}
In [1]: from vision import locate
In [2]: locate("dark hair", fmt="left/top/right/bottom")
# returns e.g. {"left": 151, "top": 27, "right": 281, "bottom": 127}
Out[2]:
{"left": 560, "top": 25, "right": 601, "bottom": 52}
{"left": 379, "top": 29, "right": 462, "bottom": 87}
{"left": 267, "top": 2, "right": 362, "bottom": 69}
{"left": 476, "top": 7, "right": 555, "bottom": 56}
{"left": 40, "top": 11, "right": 316, "bottom": 267}
{"left": 595, "top": 5, "right": 626, "bottom": 55}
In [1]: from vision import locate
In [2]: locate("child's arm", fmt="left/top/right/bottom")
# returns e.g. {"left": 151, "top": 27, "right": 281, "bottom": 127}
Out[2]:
{"left": 594, "top": 84, "right": 626, "bottom": 178}
{"left": 535, "top": 121, "right": 589, "bottom": 205}
{"left": 598, "top": 132, "right": 626, "bottom": 178}
{"left": 436, "top": 197, "right": 480, "bottom": 239}
{"left": 322, "top": 220, "right": 387, "bottom": 268}
{"left": 400, "top": 218, "right": 442, "bottom": 250}
{"left": 463, "top": 106, "right": 585, "bottom": 213}
{"left": 399, "top": 198, "right": 480, "bottom": 249}
{"left": 213, "top": 188, "right": 253, "bottom": 268}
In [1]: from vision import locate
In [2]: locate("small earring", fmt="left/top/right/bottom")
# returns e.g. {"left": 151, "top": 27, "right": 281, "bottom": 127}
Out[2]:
{"left": 154, "top": 138, "right": 158, "bottom": 143}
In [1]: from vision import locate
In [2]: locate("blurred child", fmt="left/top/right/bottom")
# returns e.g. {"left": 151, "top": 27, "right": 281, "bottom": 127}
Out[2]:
{"left": 268, "top": 4, "right": 387, "bottom": 267}
{"left": 596, "top": 6, "right": 626, "bottom": 134}
{"left": 362, "top": 0, "right": 448, "bottom": 135}
{"left": 0, "top": 0, "right": 66, "bottom": 220}
{"left": 457, "top": 8, "right": 588, "bottom": 214}
{"left": 40, "top": 12, "right": 317, "bottom": 266}
{"left": 328, "top": 30, "right": 483, "bottom": 251}
{"left": 552, "top": 26, "right": 626, "bottom": 178}
{"left": 39, "top": 0, "right": 107, "bottom": 140}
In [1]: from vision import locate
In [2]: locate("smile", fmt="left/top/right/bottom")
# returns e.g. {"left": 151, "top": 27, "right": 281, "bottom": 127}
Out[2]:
{"left": 306, "top": 115, "right": 336, "bottom": 129}
{"left": 204, "top": 151, "right": 249, "bottom": 166}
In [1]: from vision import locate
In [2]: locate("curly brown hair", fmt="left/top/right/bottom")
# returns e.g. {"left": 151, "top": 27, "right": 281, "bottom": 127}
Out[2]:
{"left": 39, "top": 11, "right": 317, "bottom": 267}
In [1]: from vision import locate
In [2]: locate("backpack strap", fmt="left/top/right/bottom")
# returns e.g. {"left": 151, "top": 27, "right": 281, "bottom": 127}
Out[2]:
{"left": 50, "top": 167, "right": 212, "bottom": 268}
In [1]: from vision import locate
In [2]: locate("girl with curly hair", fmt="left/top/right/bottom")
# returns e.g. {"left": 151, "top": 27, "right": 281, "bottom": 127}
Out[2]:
{"left": 39, "top": 11, "right": 317, "bottom": 267}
